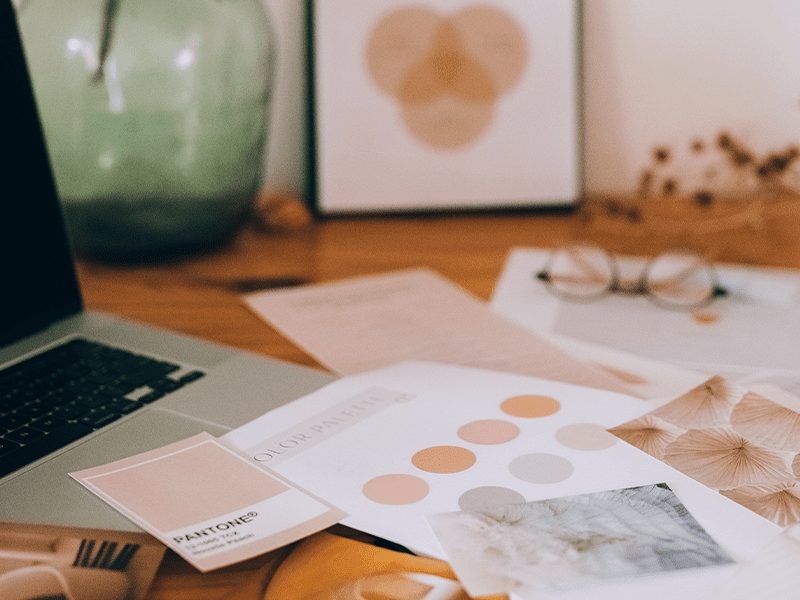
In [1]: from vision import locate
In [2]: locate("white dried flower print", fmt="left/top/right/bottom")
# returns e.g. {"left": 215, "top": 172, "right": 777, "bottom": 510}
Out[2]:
{"left": 721, "top": 481, "right": 800, "bottom": 527}
{"left": 608, "top": 415, "right": 684, "bottom": 459}
{"left": 662, "top": 426, "right": 794, "bottom": 489}
{"left": 653, "top": 376, "right": 740, "bottom": 429}
{"left": 730, "top": 392, "right": 800, "bottom": 452}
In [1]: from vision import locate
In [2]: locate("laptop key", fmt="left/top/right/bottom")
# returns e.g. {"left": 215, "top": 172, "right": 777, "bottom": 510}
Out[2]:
{"left": 178, "top": 371, "right": 205, "bottom": 385}
{"left": 30, "top": 415, "right": 67, "bottom": 433}
{"left": 78, "top": 409, "right": 120, "bottom": 429}
{"left": 0, "top": 413, "right": 27, "bottom": 432}
{"left": 75, "top": 394, "right": 109, "bottom": 409}
{"left": 137, "top": 390, "right": 166, "bottom": 404}
{"left": 0, "top": 438, "right": 21, "bottom": 456}
{"left": 5, "top": 426, "right": 45, "bottom": 445}
{"left": 0, "top": 423, "right": 94, "bottom": 478}
{"left": 103, "top": 398, "right": 143, "bottom": 415}
{"left": 91, "top": 412, "right": 123, "bottom": 429}
{"left": 148, "top": 378, "right": 182, "bottom": 392}
{"left": 13, "top": 402, "right": 50, "bottom": 419}
{"left": 52, "top": 401, "right": 90, "bottom": 420}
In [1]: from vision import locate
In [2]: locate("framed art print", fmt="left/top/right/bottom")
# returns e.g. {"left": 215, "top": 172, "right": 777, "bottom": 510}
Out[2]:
{"left": 309, "top": 0, "right": 581, "bottom": 214}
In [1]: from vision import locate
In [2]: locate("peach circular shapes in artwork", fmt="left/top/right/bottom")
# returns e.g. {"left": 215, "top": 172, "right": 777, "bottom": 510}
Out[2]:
{"left": 501, "top": 394, "right": 560, "bottom": 418}
{"left": 458, "top": 419, "right": 520, "bottom": 445}
{"left": 365, "top": 5, "right": 528, "bottom": 150}
{"left": 412, "top": 445, "right": 476, "bottom": 474}
{"left": 362, "top": 474, "right": 430, "bottom": 505}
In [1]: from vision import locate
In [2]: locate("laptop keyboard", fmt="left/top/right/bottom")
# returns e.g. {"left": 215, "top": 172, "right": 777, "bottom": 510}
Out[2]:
{"left": 0, "top": 338, "right": 205, "bottom": 478}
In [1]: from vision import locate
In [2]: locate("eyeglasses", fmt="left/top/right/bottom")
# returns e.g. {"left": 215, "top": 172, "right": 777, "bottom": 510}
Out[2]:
{"left": 535, "top": 243, "right": 728, "bottom": 309}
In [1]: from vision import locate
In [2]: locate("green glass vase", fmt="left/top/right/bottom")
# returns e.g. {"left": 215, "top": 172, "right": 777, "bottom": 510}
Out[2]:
{"left": 16, "top": 0, "right": 275, "bottom": 259}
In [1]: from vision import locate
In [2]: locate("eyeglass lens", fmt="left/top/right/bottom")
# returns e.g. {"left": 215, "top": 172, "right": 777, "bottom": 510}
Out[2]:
{"left": 645, "top": 252, "right": 717, "bottom": 307}
{"left": 545, "top": 245, "right": 614, "bottom": 299}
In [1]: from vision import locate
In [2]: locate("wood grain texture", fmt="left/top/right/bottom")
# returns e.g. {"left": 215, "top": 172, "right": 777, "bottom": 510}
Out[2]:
{"left": 77, "top": 201, "right": 800, "bottom": 598}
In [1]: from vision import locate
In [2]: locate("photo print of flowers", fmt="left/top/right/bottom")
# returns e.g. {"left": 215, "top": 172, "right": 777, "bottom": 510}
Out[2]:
{"left": 610, "top": 376, "right": 800, "bottom": 526}
{"left": 428, "top": 484, "right": 732, "bottom": 598}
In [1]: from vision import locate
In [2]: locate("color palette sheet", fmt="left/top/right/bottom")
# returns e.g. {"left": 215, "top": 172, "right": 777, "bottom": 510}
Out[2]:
{"left": 224, "top": 361, "right": 780, "bottom": 598}
{"left": 71, "top": 433, "right": 345, "bottom": 572}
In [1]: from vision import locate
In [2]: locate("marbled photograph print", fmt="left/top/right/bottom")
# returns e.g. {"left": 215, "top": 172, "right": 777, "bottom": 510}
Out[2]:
{"left": 428, "top": 484, "right": 732, "bottom": 597}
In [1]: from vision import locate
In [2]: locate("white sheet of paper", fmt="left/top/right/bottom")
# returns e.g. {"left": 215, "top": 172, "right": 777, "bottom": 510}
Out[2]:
{"left": 490, "top": 248, "right": 800, "bottom": 395}
{"left": 223, "top": 362, "right": 779, "bottom": 599}
{"left": 706, "top": 524, "right": 800, "bottom": 600}
{"left": 243, "top": 268, "right": 633, "bottom": 394}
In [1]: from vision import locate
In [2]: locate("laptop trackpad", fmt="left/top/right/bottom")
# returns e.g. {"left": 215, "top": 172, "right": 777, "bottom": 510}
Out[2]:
{"left": 0, "top": 409, "right": 228, "bottom": 531}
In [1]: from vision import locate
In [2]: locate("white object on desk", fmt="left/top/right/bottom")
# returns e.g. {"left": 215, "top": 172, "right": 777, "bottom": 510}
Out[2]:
{"left": 491, "top": 248, "right": 800, "bottom": 391}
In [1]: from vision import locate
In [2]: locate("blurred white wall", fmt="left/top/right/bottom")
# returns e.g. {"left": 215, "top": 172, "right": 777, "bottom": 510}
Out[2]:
{"left": 583, "top": 0, "right": 800, "bottom": 195}
{"left": 262, "top": 0, "right": 800, "bottom": 199}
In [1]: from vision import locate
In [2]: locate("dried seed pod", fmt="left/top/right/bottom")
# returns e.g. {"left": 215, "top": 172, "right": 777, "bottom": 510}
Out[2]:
{"left": 253, "top": 190, "right": 313, "bottom": 233}
{"left": 663, "top": 426, "right": 794, "bottom": 489}
{"left": 608, "top": 415, "right": 684, "bottom": 459}
{"left": 653, "top": 376, "right": 740, "bottom": 429}
{"left": 730, "top": 392, "right": 800, "bottom": 452}
{"left": 721, "top": 482, "right": 800, "bottom": 527}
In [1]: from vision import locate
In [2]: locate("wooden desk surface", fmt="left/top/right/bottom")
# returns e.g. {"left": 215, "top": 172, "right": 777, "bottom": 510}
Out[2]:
{"left": 76, "top": 203, "right": 800, "bottom": 599}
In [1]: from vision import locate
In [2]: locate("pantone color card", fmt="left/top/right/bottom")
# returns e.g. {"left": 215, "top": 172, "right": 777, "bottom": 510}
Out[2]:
{"left": 224, "top": 361, "right": 779, "bottom": 597}
{"left": 70, "top": 433, "right": 345, "bottom": 572}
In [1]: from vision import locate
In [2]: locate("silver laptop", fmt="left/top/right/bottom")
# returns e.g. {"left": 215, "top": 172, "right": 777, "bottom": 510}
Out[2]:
{"left": 0, "top": 1, "right": 333, "bottom": 531}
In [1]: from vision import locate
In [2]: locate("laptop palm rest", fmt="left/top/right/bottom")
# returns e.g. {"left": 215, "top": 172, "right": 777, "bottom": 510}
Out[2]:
{"left": 0, "top": 409, "right": 227, "bottom": 531}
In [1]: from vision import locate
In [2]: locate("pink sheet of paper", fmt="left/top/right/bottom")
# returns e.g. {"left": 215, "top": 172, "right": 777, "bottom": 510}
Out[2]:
{"left": 71, "top": 433, "right": 345, "bottom": 572}
{"left": 245, "top": 268, "right": 632, "bottom": 394}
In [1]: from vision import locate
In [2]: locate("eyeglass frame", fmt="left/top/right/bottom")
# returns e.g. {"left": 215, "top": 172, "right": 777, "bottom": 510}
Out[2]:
{"left": 534, "top": 244, "right": 729, "bottom": 309}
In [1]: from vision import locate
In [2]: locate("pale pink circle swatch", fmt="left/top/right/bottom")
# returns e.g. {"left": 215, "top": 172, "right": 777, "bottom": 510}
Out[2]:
{"left": 362, "top": 474, "right": 430, "bottom": 505}
{"left": 509, "top": 453, "right": 574, "bottom": 484}
{"left": 458, "top": 419, "right": 520, "bottom": 445}
{"left": 556, "top": 423, "right": 617, "bottom": 451}
{"left": 412, "top": 445, "right": 476, "bottom": 474}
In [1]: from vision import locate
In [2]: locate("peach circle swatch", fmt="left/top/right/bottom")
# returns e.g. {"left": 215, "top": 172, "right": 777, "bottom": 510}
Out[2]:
{"left": 457, "top": 419, "right": 520, "bottom": 445}
{"left": 555, "top": 423, "right": 617, "bottom": 451}
{"left": 509, "top": 453, "right": 574, "bottom": 484}
{"left": 412, "top": 445, "right": 476, "bottom": 474}
{"left": 458, "top": 486, "right": 525, "bottom": 512}
{"left": 501, "top": 395, "right": 561, "bottom": 418}
{"left": 362, "top": 474, "right": 430, "bottom": 505}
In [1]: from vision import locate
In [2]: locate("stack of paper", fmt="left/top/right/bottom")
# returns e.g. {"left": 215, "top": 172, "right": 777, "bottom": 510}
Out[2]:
{"left": 70, "top": 264, "right": 800, "bottom": 599}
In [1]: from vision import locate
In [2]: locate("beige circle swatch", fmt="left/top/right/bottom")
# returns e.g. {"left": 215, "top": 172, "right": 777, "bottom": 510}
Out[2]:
{"left": 501, "top": 395, "right": 561, "bottom": 418}
{"left": 362, "top": 474, "right": 430, "bottom": 505}
{"left": 458, "top": 419, "right": 520, "bottom": 445}
{"left": 458, "top": 486, "right": 525, "bottom": 512}
{"left": 509, "top": 453, "right": 574, "bottom": 484}
{"left": 556, "top": 423, "right": 617, "bottom": 451}
{"left": 412, "top": 445, "right": 476, "bottom": 474}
